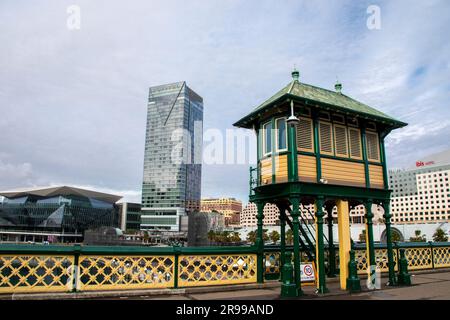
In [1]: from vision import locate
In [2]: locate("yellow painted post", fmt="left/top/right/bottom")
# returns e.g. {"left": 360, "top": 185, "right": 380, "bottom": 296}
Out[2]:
{"left": 337, "top": 200, "right": 351, "bottom": 290}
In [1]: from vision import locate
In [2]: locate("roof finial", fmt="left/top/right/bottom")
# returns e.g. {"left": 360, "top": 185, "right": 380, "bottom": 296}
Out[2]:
{"left": 335, "top": 77, "right": 342, "bottom": 93}
{"left": 291, "top": 66, "right": 300, "bottom": 82}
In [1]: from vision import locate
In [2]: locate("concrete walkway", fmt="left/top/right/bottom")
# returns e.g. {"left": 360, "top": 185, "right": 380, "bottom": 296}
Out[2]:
{"left": 2, "top": 270, "right": 450, "bottom": 300}
{"left": 111, "top": 270, "right": 450, "bottom": 300}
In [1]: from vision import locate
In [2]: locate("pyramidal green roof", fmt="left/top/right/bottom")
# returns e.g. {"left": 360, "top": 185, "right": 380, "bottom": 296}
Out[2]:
{"left": 234, "top": 74, "right": 407, "bottom": 129}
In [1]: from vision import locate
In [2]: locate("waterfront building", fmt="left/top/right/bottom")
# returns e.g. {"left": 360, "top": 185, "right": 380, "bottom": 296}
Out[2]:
{"left": 200, "top": 197, "right": 242, "bottom": 226}
{"left": 141, "top": 81, "right": 203, "bottom": 231}
{"left": 389, "top": 149, "right": 450, "bottom": 224}
{"left": 117, "top": 202, "right": 142, "bottom": 232}
{"left": 0, "top": 186, "right": 121, "bottom": 243}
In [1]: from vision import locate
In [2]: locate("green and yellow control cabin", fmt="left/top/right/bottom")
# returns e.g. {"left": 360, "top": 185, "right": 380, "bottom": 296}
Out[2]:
{"left": 233, "top": 69, "right": 407, "bottom": 296}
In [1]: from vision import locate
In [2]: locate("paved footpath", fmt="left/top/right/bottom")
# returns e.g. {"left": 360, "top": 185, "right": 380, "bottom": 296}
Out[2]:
{"left": 108, "top": 270, "right": 450, "bottom": 300}
{"left": 3, "top": 270, "right": 450, "bottom": 300}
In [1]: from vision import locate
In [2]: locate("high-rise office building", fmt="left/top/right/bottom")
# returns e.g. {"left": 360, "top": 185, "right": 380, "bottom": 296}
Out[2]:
{"left": 141, "top": 82, "right": 203, "bottom": 231}
{"left": 389, "top": 149, "right": 450, "bottom": 224}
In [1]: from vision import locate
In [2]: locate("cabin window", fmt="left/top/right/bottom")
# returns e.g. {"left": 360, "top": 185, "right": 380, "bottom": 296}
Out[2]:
{"left": 319, "top": 121, "right": 334, "bottom": 155}
{"left": 276, "top": 117, "right": 287, "bottom": 151}
{"left": 263, "top": 121, "right": 272, "bottom": 156}
{"left": 365, "top": 131, "right": 380, "bottom": 162}
{"left": 334, "top": 124, "right": 348, "bottom": 157}
{"left": 348, "top": 128, "right": 362, "bottom": 159}
{"left": 296, "top": 117, "right": 314, "bottom": 152}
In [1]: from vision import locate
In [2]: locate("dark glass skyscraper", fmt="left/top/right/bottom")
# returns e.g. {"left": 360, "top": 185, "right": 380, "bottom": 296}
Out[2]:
{"left": 141, "top": 82, "right": 203, "bottom": 231}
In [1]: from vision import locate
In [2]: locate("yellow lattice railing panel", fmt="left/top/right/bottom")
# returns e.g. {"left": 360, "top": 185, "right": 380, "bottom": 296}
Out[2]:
{"left": 355, "top": 249, "right": 368, "bottom": 274}
{"left": 78, "top": 255, "right": 175, "bottom": 291}
{"left": 0, "top": 254, "right": 74, "bottom": 293}
{"left": 404, "top": 247, "right": 433, "bottom": 270}
{"left": 178, "top": 254, "right": 257, "bottom": 287}
{"left": 433, "top": 247, "right": 450, "bottom": 268}
{"left": 264, "top": 252, "right": 280, "bottom": 275}
{"left": 355, "top": 249, "right": 397, "bottom": 274}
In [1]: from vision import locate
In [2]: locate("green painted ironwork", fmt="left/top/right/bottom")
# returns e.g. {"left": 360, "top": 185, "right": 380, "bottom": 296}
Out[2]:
{"left": 290, "top": 197, "right": 303, "bottom": 296}
{"left": 382, "top": 200, "right": 398, "bottom": 286}
{"left": 346, "top": 250, "right": 361, "bottom": 293}
{"left": 397, "top": 248, "right": 412, "bottom": 286}
{"left": 281, "top": 252, "right": 297, "bottom": 298}
{"left": 312, "top": 113, "right": 322, "bottom": 182}
{"left": 256, "top": 201, "right": 266, "bottom": 284}
{"left": 361, "top": 125, "right": 371, "bottom": 188}
{"left": 326, "top": 206, "right": 337, "bottom": 277}
{"left": 364, "top": 199, "right": 376, "bottom": 288}
{"left": 315, "top": 197, "right": 329, "bottom": 293}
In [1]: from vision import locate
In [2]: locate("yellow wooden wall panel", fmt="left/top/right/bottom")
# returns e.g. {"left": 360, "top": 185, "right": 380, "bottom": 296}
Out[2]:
{"left": 298, "top": 155, "right": 317, "bottom": 181}
{"left": 369, "top": 164, "right": 384, "bottom": 189}
{"left": 321, "top": 158, "right": 365, "bottom": 186}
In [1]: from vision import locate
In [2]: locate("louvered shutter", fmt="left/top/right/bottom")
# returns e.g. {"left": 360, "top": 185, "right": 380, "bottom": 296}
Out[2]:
{"left": 334, "top": 124, "right": 348, "bottom": 157}
{"left": 296, "top": 117, "right": 313, "bottom": 152}
{"left": 366, "top": 131, "right": 380, "bottom": 161}
{"left": 319, "top": 121, "right": 333, "bottom": 155}
{"left": 348, "top": 128, "right": 362, "bottom": 159}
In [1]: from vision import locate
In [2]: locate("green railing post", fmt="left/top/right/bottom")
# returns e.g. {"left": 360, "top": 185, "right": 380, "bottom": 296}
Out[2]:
{"left": 429, "top": 241, "right": 435, "bottom": 269}
{"left": 281, "top": 252, "right": 297, "bottom": 298}
{"left": 326, "top": 207, "right": 337, "bottom": 277}
{"left": 397, "top": 248, "right": 412, "bottom": 286}
{"left": 72, "top": 244, "right": 81, "bottom": 292}
{"left": 346, "top": 250, "right": 361, "bottom": 293}
{"left": 315, "top": 196, "right": 328, "bottom": 294}
{"left": 173, "top": 245, "right": 180, "bottom": 288}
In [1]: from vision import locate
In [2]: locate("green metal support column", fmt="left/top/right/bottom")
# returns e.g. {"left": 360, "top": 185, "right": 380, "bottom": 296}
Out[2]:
{"left": 364, "top": 199, "right": 377, "bottom": 288}
{"left": 315, "top": 196, "right": 329, "bottom": 293}
{"left": 312, "top": 113, "right": 322, "bottom": 182}
{"left": 379, "top": 137, "right": 389, "bottom": 190}
{"left": 383, "top": 200, "right": 398, "bottom": 286}
{"left": 279, "top": 207, "right": 286, "bottom": 270}
{"left": 290, "top": 197, "right": 303, "bottom": 296}
{"left": 326, "top": 205, "right": 337, "bottom": 277}
{"left": 256, "top": 201, "right": 266, "bottom": 284}
{"left": 287, "top": 101, "right": 299, "bottom": 182}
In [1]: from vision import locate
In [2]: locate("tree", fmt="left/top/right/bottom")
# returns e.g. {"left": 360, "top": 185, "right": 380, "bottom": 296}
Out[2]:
{"left": 262, "top": 229, "right": 269, "bottom": 242}
{"left": 207, "top": 230, "right": 216, "bottom": 243}
{"left": 391, "top": 230, "right": 402, "bottom": 242}
{"left": 143, "top": 231, "right": 149, "bottom": 243}
{"left": 433, "top": 228, "right": 448, "bottom": 242}
{"left": 246, "top": 230, "right": 256, "bottom": 244}
{"left": 269, "top": 230, "right": 280, "bottom": 244}
{"left": 286, "top": 229, "right": 293, "bottom": 245}
{"left": 410, "top": 230, "right": 426, "bottom": 242}
{"left": 359, "top": 229, "right": 366, "bottom": 242}
{"left": 230, "top": 232, "right": 241, "bottom": 243}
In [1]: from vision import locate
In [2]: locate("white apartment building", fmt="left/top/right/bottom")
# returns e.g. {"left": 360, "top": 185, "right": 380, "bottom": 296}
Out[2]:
{"left": 390, "top": 163, "right": 450, "bottom": 224}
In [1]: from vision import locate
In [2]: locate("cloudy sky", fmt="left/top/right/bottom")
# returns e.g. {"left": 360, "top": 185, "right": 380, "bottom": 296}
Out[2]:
{"left": 1, "top": 0, "right": 449, "bottom": 204}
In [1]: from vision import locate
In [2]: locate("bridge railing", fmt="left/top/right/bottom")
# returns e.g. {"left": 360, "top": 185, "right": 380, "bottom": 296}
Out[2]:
{"left": 1, "top": 242, "right": 450, "bottom": 294}
{"left": 0, "top": 244, "right": 257, "bottom": 294}
{"left": 262, "top": 242, "right": 450, "bottom": 279}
